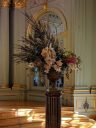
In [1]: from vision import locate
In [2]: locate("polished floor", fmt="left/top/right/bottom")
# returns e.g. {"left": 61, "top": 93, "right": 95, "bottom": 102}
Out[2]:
{"left": 0, "top": 101, "right": 96, "bottom": 128}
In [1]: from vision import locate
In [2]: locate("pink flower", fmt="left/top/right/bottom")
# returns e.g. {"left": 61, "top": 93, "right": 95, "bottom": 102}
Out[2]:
{"left": 41, "top": 46, "right": 56, "bottom": 59}
{"left": 67, "top": 56, "right": 77, "bottom": 64}
{"left": 53, "top": 64, "right": 62, "bottom": 72}
{"left": 41, "top": 47, "right": 49, "bottom": 58}
{"left": 45, "top": 57, "right": 55, "bottom": 65}
{"left": 56, "top": 60, "right": 63, "bottom": 67}
{"left": 44, "top": 64, "right": 51, "bottom": 73}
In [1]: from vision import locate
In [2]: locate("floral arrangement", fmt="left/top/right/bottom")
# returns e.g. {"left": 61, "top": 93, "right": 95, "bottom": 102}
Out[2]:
{"left": 14, "top": 13, "right": 81, "bottom": 78}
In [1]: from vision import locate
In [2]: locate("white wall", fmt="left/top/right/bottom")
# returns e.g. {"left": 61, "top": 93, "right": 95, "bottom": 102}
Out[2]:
{"left": 0, "top": 7, "right": 9, "bottom": 87}
{"left": 73, "top": 0, "right": 96, "bottom": 115}
{"left": 13, "top": 8, "right": 26, "bottom": 87}
{"left": 91, "top": 0, "right": 96, "bottom": 85}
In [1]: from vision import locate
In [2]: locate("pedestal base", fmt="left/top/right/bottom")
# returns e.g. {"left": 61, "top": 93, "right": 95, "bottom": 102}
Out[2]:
{"left": 45, "top": 89, "right": 62, "bottom": 128}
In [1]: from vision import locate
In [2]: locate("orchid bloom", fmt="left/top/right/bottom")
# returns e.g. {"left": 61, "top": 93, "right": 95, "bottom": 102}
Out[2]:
{"left": 41, "top": 47, "right": 49, "bottom": 58}
{"left": 45, "top": 57, "right": 55, "bottom": 65}
{"left": 41, "top": 46, "right": 56, "bottom": 59}
{"left": 44, "top": 64, "right": 51, "bottom": 73}
{"left": 53, "top": 64, "right": 62, "bottom": 72}
{"left": 56, "top": 60, "right": 63, "bottom": 67}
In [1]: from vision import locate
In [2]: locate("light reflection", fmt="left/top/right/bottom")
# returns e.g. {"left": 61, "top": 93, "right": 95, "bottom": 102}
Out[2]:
{"left": 27, "top": 116, "right": 33, "bottom": 122}
{"left": 11, "top": 108, "right": 16, "bottom": 111}
{"left": 15, "top": 109, "right": 33, "bottom": 116}
{"left": 62, "top": 117, "right": 72, "bottom": 121}
{"left": 91, "top": 123, "right": 96, "bottom": 128}
{"left": 1, "top": 107, "right": 95, "bottom": 128}
{"left": 41, "top": 122, "right": 45, "bottom": 127}
{"left": 73, "top": 111, "right": 79, "bottom": 118}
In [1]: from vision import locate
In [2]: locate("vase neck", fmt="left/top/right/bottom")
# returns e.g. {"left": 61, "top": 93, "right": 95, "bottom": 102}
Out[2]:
{"left": 49, "top": 81, "right": 56, "bottom": 88}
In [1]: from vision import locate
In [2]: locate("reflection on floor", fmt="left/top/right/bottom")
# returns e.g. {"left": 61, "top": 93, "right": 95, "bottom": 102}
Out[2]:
{"left": 0, "top": 101, "right": 96, "bottom": 128}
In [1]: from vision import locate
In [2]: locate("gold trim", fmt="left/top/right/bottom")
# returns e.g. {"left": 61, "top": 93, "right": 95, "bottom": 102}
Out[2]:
{"left": 26, "top": 7, "right": 68, "bottom": 46}
{"left": 34, "top": 7, "right": 68, "bottom": 31}
{"left": 1, "top": 0, "right": 9, "bottom": 7}
{"left": 1, "top": 0, "right": 26, "bottom": 8}
{"left": 15, "top": 0, "right": 26, "bottom": 8}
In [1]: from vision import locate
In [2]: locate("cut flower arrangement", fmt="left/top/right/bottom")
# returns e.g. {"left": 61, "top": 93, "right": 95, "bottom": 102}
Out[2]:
{"left": 14, "top": 13, "right": 81, "bottom": 79}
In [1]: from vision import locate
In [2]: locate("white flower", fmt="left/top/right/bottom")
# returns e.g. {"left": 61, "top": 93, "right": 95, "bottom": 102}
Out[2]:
{"left": 68, "top": 63, "right": 77, "bottom": 70}
{"left": 53, "top": 64, "right": 62, "bottom": 72}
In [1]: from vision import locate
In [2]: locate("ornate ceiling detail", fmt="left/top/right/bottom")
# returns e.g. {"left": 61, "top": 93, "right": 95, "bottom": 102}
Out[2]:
{"left": 0, "top": 0, "right": 56, "bottom": 8}
{"left": 0, "top": 0, "right": 9, "bottom": 7}
{"left": 0, "top": 0, "right": 26, "bottom": 8}
{"left": 15, "top": 0, "right": 26, "bottom": 8}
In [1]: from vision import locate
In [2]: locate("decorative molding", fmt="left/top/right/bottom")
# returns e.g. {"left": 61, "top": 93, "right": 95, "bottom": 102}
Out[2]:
{"left": 0, "top": 0, "right": 9, "bottom": 7}
{"left": 0, "top": 0, "right": 57, "bottom": 8}
{"left": 15, "top": 0, "right": 26, "bottom": 8}
{"left": 74, "top": 88, "right": 96, "bottom": 116}
{"left": 34, "top": 7, "right": 68, "bottom": 31}
{"left": 83, "top": 98, "right": 89, "bottom": 112}
{"left": 0, "top": 85, "right": 73, "bottom": 106}
{"left": 0, "top": 0, "right": 26, "bottom": 8}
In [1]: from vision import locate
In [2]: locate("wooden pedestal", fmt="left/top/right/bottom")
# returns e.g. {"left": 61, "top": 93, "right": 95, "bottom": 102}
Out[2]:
{"left": 45, "top": 89, "right": 62, "bottom": 128}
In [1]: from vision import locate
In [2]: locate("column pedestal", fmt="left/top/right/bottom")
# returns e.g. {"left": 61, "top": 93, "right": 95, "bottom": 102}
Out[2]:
{"left": 45, "top": 89, "right": 62, "bottom": 128}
